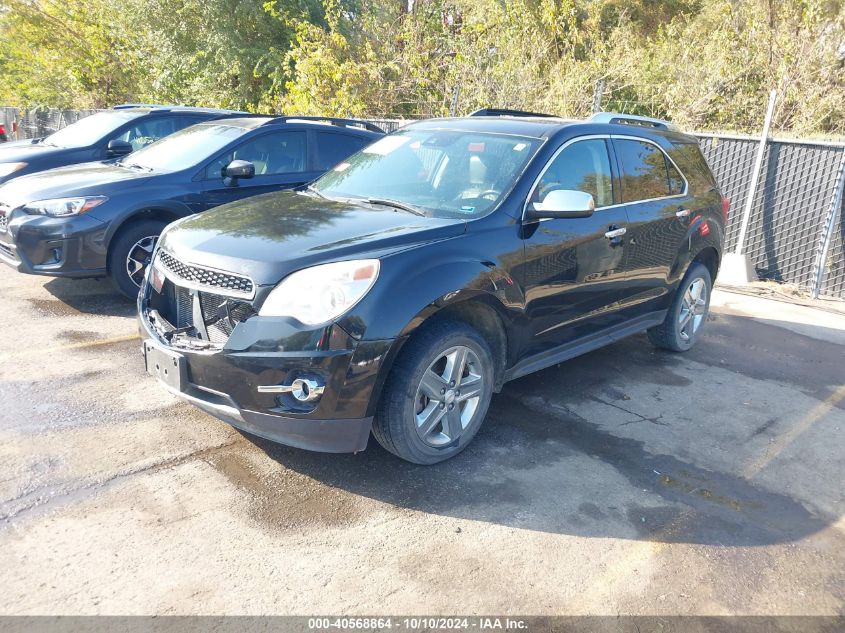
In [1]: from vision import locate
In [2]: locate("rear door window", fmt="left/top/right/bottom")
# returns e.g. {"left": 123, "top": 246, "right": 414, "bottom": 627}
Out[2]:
{"left": 314, "top": 132, "right": 369, "bottom": 171}
{"left": 615, "top": 139, "right": 684, "bottom": 202}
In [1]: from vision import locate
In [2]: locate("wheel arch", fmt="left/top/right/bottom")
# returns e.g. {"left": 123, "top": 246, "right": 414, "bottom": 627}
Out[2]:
{"left": 371, "top": 291, "right": 516, "bottom": 415}
{"left": 690, "top": 245, "right": 720, "bottom": 282}
{"left": 104, "top": 203, "right": 190, "bottom": 254}
{"left": 104, "top": 205, "right": 190, "bottom": 274}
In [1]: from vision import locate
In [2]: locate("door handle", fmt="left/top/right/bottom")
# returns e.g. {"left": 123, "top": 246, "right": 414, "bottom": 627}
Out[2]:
{"left": 676, "top": 208, "right": 691, "bottom": 218}
{"left": 604, "top": 227, "right": 627, "bottom": 239}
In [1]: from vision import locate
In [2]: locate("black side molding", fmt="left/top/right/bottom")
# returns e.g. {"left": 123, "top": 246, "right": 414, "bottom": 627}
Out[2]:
{"left": 503, "top": 311, "right": 667, "bottom": 383}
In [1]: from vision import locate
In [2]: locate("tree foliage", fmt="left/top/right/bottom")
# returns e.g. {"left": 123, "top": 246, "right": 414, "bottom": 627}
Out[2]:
{"left": 1, "top": 0, "right": 844, "bottom": 134}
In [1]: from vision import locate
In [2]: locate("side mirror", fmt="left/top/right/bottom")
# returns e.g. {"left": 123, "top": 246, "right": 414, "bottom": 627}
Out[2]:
{"left": 223, "top": 160, "right": 255, "bottom": 184}
{"left": 107, "top": 139, "right": 133, "bottom": 157}
{"left": 526, "top": 189, "right": 595, "bottom": 220}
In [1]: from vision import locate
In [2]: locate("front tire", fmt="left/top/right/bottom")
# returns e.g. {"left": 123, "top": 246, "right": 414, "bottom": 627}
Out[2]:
{"left": 373, "top": 320, "right": 495, "bottom": 464}
{"left": 647, "top": 262, "right": 712, "bottom": 352}
{"left": 108, "top": 220, "right": 167, "bottom": 299}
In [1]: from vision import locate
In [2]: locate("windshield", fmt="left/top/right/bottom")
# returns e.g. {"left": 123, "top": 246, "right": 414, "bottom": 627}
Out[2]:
{"left": 43, "top": 112, "right": 139, "bottom": 148}
{"left": 312, "top": 129, "right": 543, "bottom": 218}
{"left": 118, "top": 123, "right": 249, "bottom": 172}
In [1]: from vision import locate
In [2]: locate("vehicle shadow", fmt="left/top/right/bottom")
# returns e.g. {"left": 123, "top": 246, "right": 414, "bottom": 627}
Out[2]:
{"left": 244, "top": 311, "right": 843, "bottom": 548}
{"left": 41, "top": 277, "right": 135, "bottom": 317}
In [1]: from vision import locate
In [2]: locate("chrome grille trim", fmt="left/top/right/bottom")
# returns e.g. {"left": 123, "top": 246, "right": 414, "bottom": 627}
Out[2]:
{"left": 156, "top": 249, "right": 255, "bottom": 298}
{"left": 0, "top": 204, "right": 9, "bottom": 233}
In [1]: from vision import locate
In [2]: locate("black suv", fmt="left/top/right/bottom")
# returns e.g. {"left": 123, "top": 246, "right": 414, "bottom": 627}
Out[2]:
{"left": 0, "top": 116, "right": 382, "bottom": 297}
{"left": 0, "top": 105, "right": 245, "bottom": 184}
{"left": 139, "top": 111, "right": 727, "bottom": 464}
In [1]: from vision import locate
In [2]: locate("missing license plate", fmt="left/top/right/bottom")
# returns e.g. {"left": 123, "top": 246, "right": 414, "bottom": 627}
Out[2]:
{"left": 144, "top": 340, "right": 187, "bottom": 392}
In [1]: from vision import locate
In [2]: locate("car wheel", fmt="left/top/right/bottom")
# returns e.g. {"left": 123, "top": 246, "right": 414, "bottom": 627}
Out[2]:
{"left": 373, "top": 319, "right": 495, "bottom": 465}
{"left": 647, "top": 262, "right": 712, "bottom": 352}
{"left": 108, "top": 219, "right": 167, "bottom": 299}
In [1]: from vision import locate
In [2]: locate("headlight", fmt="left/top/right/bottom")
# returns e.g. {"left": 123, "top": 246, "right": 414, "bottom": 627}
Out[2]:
{"left": 0, "top": 162, "right": 27, "bottom": 178}
{"left": 259, "top": 259, "right": 380, "bottom": 324}
{"left": 23, "top": 196, "right": 108, "bottom": 218}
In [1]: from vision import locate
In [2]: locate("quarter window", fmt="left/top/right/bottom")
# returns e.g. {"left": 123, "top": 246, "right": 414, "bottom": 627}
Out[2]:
{"left": 532, "top": 139, "right": 614, "bottom": 208}
{"left": 615, "top": 139, "right": 684, "bottom": 202}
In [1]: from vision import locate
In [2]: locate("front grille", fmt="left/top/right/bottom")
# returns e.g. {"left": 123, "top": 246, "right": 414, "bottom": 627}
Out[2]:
{"left": 0, "top": 208, "right": 8, "bottom": 233}
{"left": 0, "top": 242, "right": 15, "bottom": 260}
{"left": 157, "top": 249, "right": 254, "bottom": 297}
{"left": 161, "top": 284, "right": 256, "bottom": 347}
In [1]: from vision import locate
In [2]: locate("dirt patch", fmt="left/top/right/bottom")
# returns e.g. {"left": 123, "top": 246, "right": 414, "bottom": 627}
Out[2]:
{"left": 59, "top": 330, "right": 102, "bottom": 343}
{"left": 205, "top": 446, "right": 371, "bottom": 532}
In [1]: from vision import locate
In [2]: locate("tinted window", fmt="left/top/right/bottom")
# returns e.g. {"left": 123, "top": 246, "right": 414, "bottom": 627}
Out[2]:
{"left": 118, "top": 123, "right": 248, "bottom": 172}
{"left": 616, "top": 139, "right": 677, "bottom": 202}
{"left": 42, "top": 111, "right": 140, "bottom": 148}
{"left": 533, "top": 139, "right": 613, "bottom": 207}
{"left": 315, "top": 132, "right": 368, "bottom": 171}
{"left": 668, "top": 160, "right": 684, "bottom": 195}
{"left": 208, "top": 131, "right": 307, "bottom": 178}
{"left": 313, "top": 130, "right": 542, "bottom": 219}
{"left": 112, "top": 116, "right": 185, "bottom": 151}
{"left": 669, "top": 142, "right": 715, "bottom": 194}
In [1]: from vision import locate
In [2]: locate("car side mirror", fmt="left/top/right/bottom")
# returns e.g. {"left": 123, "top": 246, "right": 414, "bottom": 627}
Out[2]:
{"left": 107, "top": 139, "right": 133, "bottom": 157}
{"left": 223, "top": 160, "right": 255, "bottom": 185}
{"left": 526, "top": 189, "right": 595, "bottom": 220}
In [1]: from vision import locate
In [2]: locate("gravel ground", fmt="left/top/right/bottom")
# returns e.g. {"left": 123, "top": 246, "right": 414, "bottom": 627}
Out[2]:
{"left": 0, "top": 266, "right": 843, "bottom": 616}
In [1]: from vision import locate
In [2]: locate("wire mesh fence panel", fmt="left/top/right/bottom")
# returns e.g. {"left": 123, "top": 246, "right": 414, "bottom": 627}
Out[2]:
{"left": 819, "top": 194, "right": 845, "bottom": 299}
{"left": 696, "top": 134, "right": 845, "bottom": 298}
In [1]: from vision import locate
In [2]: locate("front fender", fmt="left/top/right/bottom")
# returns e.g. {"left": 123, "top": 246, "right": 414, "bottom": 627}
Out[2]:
{"left": 99, "top": 198, "right": 193, "bottom": 248}
{"left": 340, "top": 250, "right": 524, "bottom": 342}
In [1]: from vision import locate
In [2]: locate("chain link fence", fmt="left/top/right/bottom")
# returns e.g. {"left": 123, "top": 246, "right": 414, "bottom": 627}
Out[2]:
{"left": 1, "top": 107, "right": 843, "bottom": 299}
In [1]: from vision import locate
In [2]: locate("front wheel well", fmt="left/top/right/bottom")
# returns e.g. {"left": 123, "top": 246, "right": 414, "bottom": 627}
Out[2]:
{"left": 106, "top": 210, "right": 176, "bottom": 273}
{"left": 109, "top": 209, "right": 179, "bottom": 248}
{"left": 425, "top": 299, "right": 509, "bottom": 391}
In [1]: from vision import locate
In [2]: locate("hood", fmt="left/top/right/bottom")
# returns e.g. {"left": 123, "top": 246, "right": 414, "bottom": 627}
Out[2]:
{"left": 0, "top": 139, "right": 68, "bottom": 163}
{"left": 160, "top": 191, "right": 466, "bottom": 286}
{"left": 0, "top": 161, "right": 153, "bottom": 208}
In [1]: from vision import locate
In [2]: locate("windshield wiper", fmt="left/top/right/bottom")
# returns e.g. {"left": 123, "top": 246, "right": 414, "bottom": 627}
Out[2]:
{"left": 120, "top": 162, "right": 152, "bottom": 172}
{"left": 364, "top": 197, "right": 426, "bottom": 217}
{"left": 304, "top": 184, "right": 330, "bottom": 199}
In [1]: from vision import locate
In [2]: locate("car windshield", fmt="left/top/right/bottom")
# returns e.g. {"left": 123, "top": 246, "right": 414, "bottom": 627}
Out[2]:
{"left": 312, "top": 128, "right": 543, "bottom": 218}
{"left": 42, "top": 111, "right": 140, "bottom": 148}
{"left": 117, "top": 123, "right": 249, "bottom": 172}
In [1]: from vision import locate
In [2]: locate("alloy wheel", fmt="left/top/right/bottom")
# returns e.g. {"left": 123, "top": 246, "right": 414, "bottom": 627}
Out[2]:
{"left": 413, "top": 345, "right": 484, "bottom": 447}
{"left": 678, "top": 277, "right": 708, "bottom": 341}
{"left": 125, "top": 235, "right": 158, "bottom": 288}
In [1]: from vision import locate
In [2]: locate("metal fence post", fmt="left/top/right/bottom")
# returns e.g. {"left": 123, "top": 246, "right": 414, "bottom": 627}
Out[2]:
{"left": 591, "top": 80, "right": 605, "bottom": 114}
{"left": 735, "top": 89, "right": 777, "bottom": 255}
{"left": 811, "top": 148, "right": 845, "bottom": 298}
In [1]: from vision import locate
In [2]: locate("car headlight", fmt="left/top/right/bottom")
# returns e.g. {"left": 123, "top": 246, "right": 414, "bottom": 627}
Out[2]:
{"left": 0, "top": 162, "right": 27, "bottom": 178}
{"left": 259, "top": 259, "right": 380, "bottom": 325}
{"left": 23, "top": 196, "right": 108, "bottom": 218}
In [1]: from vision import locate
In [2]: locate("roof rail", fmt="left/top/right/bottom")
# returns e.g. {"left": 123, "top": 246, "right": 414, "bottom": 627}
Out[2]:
{"left": 589, "top": 112, "right": 678, "bottom": 131}
{"left": 469, "top": 108, "right": 558, "bottom": 119}
{"left": 112, "top": 103, "right": 172, "bottom": 110}
{"left": 265, "top": 116, "right": 384, "bottom": 134}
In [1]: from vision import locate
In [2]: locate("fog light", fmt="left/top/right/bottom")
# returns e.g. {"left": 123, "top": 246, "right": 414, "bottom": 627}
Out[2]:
{"left": 289, "top": 378, "right": 323, "bottom": 403}
{"left": 257, "top": 377, "right": 325, "bottom": 403}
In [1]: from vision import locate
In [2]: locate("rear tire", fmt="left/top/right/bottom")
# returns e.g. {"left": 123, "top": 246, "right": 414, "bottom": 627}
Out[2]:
{"left": 647, "top": 262, "right": 712, "bottom": 352}
{"left": 373, "top": 320, "right": 495, "bottom": 465}
{"left": 108, "top": 219, "right": 167, "bottom": 299}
